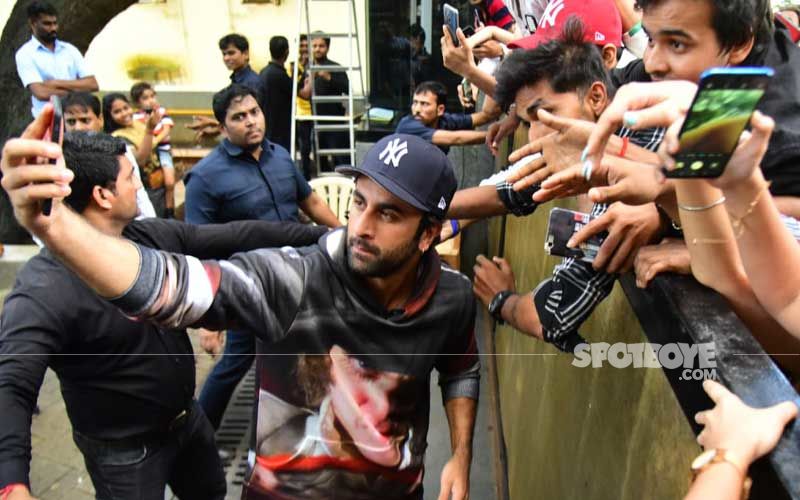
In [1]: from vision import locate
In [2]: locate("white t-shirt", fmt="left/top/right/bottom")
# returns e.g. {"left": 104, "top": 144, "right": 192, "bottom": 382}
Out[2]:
{"left": 126, "top": 146, "right": 157, "bottom": 219}
{"left": 504, "top": 0, "right": 550, "bottom": 36}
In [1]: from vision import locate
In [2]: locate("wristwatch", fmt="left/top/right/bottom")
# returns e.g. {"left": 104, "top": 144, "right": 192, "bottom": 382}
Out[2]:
{"left": 488, "top": 290, "right": 514, "bottom": 324}
{"left": 690, "top": 449, "right": 752, "bottom": 499}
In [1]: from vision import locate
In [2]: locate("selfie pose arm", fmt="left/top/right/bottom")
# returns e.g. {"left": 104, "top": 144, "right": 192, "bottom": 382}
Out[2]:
{"left": 1, "top": 107, "right": 297, "bottom": 337}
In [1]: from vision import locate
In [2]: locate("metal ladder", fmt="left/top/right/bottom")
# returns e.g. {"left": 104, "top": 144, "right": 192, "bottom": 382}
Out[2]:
{"left": 290, "top": 0, "right": 366, "bottom": 174}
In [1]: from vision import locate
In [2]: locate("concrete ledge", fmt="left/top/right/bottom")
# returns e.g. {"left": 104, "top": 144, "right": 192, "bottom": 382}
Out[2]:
{"left": 0, "top": 244, "right": 39, "bottom": 290}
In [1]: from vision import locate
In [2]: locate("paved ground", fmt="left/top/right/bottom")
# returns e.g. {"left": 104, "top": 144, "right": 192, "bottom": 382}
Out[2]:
{"left": 28, "top": 333, "right": 217, "bottom": 500}
{"left": 26, "top": 332, "right": 496, "bottom": 500}
{"left": 3, "top": 241, "right": 496, "bottom": 500}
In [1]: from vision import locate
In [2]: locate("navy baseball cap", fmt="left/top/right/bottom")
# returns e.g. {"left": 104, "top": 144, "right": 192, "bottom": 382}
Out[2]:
{"left": 336, "top": 134, "right": 457, "bottom": 219}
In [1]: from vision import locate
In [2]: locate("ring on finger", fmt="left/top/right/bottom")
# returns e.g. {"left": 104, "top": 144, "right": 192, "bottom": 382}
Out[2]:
{"left": 582, "top": 160, "right": 593, "bottom": 181}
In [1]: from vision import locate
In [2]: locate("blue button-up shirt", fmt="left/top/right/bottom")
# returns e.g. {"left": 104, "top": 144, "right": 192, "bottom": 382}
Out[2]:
{"left": 231, "top": 65, "right": 262, "bottom": 94}
{"left": 184, "top": 139, "right": 311, "bottom": 225}
{"left": 15, "top": 36, "right": 91, "bottom": 117}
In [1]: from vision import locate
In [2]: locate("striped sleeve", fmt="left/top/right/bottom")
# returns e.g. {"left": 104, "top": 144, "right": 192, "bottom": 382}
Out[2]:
{"left": 486, "top": 0, "right": 515, "bottom": 30}
{"left": 532, "top": 203, "right": 616, "bottom": 352}
{"left": 109, "top": 245, "right": 303, "bottom": 341}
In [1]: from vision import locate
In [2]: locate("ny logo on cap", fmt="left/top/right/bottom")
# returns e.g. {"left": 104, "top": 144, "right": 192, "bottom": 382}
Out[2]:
{"left": 540, "top": 0, "right": 565, "bottom": 29}
{"left": 379, "top": 138, "right": 409, "bottom": 167}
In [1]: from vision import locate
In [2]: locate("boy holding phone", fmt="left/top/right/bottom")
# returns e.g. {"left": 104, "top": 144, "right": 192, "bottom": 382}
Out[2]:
{"left": 131, "top": 82, "right": 176, "bottom": 218}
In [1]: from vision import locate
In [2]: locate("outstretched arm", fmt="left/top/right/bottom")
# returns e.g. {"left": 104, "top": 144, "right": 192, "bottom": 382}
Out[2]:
{"left": 0, "top": 109, "right": 141, "bottom": 298}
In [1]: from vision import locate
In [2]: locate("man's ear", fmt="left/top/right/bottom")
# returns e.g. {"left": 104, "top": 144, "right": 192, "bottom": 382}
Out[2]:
{"left": 418, "top": 220, "right": 442, "bottom": 253}
{"left": 586, "top": 82, "right": 609, "bottom": 120}
{"left": 601, "top": 44, "right": 618, "bottom": 70}
{"left": 726, "top": 37, "right": 755, "bottom": 66}
{"left": 219, "top": 122, "right": 229, "bottom": 139}
{"left": 437, "top": 104, "right": 446, "bottom": 118}
{"left": 92, "top": 185, "right": 113, "bottom": 211}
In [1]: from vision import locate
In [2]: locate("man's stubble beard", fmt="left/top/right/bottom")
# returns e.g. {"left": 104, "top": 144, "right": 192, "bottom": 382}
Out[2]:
{"left": 346, "top": 234, "right": 420, "bottom": 278}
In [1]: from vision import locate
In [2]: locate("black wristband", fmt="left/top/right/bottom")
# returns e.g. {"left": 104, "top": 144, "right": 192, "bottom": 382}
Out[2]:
{"left": 488, "top": 290, "right": 514, "bottom": 324}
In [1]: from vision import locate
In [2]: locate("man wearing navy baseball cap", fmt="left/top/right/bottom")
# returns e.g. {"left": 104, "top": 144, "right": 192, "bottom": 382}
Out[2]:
{"left": 3, "top": 123, "right": 480, "bottom": 499}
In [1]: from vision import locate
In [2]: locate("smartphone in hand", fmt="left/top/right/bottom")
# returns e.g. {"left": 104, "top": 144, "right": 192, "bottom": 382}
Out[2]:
{"left": 443, "top": 3, "right": 460, "bottom": 47}
{"left": 665, "top": 67, "right": 773, "bottom": 179}
{"left": 545, "top": 208, "right": 607, "bottom": 263}
{"left": 43, "top": 95, "right": 64, "bottom": 216}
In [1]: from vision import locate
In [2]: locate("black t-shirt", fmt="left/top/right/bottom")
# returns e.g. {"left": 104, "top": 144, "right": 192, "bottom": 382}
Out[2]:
{"left": 612, "top": 26, "right": 800, "bottom": 196}
{"left": 0, "top": 218, "right": 326, "bottom": 488}
{"left": 312, "top": 57, "right": 350, "bottom": 117}
{"left": 259, "top": 61, "right": 293, "bottom": 151}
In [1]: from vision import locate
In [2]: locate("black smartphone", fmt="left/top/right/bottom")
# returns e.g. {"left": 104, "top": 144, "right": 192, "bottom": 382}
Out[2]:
{"left": 544, "top": 208, "right": 607, "bottom": 263}
{"left": 43, "top": 95, "right": 64, "bottom": 216}
{"left": 443, "top": 3, "right": 460, "bottom": 47}
{"left": 665, "top": 67, "right": 773, "bottom": 179}
{"left": 462, "top": 25, "right": 475, "bottom": 38}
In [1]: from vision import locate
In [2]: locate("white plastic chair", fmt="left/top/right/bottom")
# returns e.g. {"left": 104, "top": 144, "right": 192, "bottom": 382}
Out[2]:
{"left": 309, "top": 174, "right": 355, "bottom": 225}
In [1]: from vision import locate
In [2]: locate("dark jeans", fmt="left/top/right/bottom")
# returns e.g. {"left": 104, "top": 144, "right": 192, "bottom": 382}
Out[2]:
{"left": 198, "top": 329, "right": 255, "bottom": 429}
{"left": 73, "top": 402, "right": 226, "bottom": 500}
{"left": 296, "top": 120, "right": 314, "bottom": 180}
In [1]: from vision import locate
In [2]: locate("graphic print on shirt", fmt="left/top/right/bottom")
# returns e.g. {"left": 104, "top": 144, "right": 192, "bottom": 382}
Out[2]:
{"left": 248, "top": 344, "right": 426, "bottom": 499}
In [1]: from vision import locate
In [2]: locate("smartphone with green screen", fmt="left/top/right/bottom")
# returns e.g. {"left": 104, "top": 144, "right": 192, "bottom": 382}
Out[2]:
{"left": 666, "top": 67, "right": 773, "bottom": 179}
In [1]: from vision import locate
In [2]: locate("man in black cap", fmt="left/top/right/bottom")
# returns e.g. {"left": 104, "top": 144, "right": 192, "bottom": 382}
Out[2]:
{"left": 2, "top": 126, "right": 480, "bottom": 500}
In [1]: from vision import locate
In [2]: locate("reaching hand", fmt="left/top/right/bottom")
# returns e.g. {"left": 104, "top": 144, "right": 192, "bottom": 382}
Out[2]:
{"left": 533, "top": 155, "right": 666, "bottom": 206}
{"left": 660, "top": 111, "right": 774, "bottom": 192}
{"left": 457, "top": 83, "right": 475, "bottom": 110}
{"left": 486, "top": 114, "right": 520, "bottom": 156}
{"left": 505, "top": 110, "right": 594, "bottom": 192}
{"left": 473, "top": 40, "right": 504, "bottom": 60}
{"left": 694, "top": 380, "right": 797, "bottom": 469}
{"left": 568, "top": 202, "right": 662, "bottom": 273}
{"left": 441, "top": 26, "right": 475, "bottom": 78}
{"left": 582, "top": 81, "right": 697, "bottom": 175}
{"left": 198, "top": 329, "right": 225, "bottom": 358}
{"left": 472, "top": 255, "right": 516, "bottom": 308}
{"left": 633, "top": 238, "right": 691, "bottom": 288}
{"left": 0, "top": 104, "right": 73, "bottom": 237}
{"left": 186, "top": 115, "right": 221, "bottom": 142}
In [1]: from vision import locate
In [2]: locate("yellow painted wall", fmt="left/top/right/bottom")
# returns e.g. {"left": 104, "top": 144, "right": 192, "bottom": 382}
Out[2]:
{"left": 0, "top": 0, "right": 368, "bottom": 93}
{"left": 487, "top": 131, "right": 700, "bottom": 499}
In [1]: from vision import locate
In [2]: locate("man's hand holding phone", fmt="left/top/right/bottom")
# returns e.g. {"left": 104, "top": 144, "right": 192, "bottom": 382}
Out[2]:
{"left": 0, "top": 103, "right": 73, "bottom": 237}
{"left": 41, "top": 95, "right": 64, "bottom": 216}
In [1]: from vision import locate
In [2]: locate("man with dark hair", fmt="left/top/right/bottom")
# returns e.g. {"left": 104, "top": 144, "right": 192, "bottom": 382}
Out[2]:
{"left": 0, "top": 128, "right": 327, "bottom": 500}
{"left": 258, "top": 35, "right": 293, "bottom": 150}
{"left": 4, "top": 123, "right": 480, "bottom": 499}
{"left": 395, "top": 81, "right": 493, "bottom": 154}
{"left": 447, "top": 19, "right": 665, "bottom": 352}
{"left": 613, "top": 0, "right": 800, "bottom": 201}
{"left": 310, "top": 32, "right": 350, "bottom": 171}
{"left": 571, "top": 0, "right": 800, "bottom": 284}
{"left": 61, "top": 91, "right": 156, "bottom": 218}
{"left": 219, "top": 33, "right": 261, "bottom": 96}
{"left": 294, "top": 33, "right": 315, "bottom": 179}
{"left": 15, "top": 0, "right": 98, "bottom": 117}
{"left": 409, "top": 24, "right": 433, "bottom": 86}
{"left": 186, "top": 84, "right": 341, "bottom": 431}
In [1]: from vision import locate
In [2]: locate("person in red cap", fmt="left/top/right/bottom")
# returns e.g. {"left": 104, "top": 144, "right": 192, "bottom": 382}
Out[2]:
{"left": 443, "top": 18, "right": 666, "bottom": 352}
{"left": 443, "top": 0, "right": 623, "bottom": 101}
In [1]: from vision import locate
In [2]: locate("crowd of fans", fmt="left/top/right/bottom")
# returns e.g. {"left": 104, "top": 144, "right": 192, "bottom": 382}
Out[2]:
{"left": 2, "top": 0, "right": 800, "bottom": 499}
